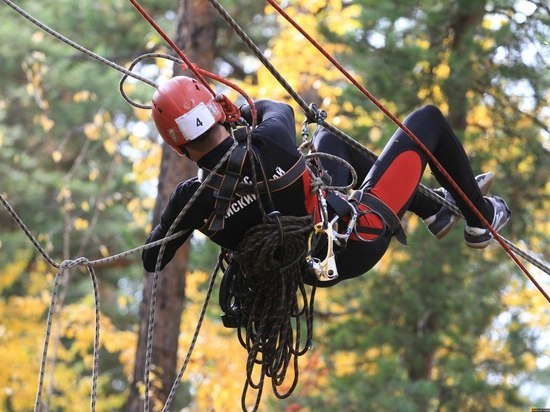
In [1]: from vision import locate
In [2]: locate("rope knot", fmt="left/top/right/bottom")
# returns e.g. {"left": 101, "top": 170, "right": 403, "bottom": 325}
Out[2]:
{"left": 59, "top": 257, "right": 91, "bottom": 269}
{"left": 215, "top": 94, "right": 241, "bottom": 123}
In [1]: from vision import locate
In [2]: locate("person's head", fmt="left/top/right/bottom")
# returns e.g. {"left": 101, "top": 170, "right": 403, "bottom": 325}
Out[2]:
{"left": 151, "top": 76, "right": 228, "bottom": 159}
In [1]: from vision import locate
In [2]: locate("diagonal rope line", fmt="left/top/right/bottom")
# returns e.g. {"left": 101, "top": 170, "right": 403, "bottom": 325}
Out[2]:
{"left": 129, "top": 0, "right": 259, "bottom": 127}
{"left": 162, "top": 258, "right": 221, "bottom": 412}
{"left": 1, "top": 193, "right": 60, "bottom": 268}
{"left": 264, "top": 0, "right": 549, "bottom": 300}
{"left": 143, "top": 140, "right": 239, "bottom": 412}
{"left": 34, "top": 270, "right": 61, "bottom": 412}
{"left": 1, "top": 191, "right": 189, "bottom": 269}
{"left": 206, "top": 0, "right": 378, "bottom": 161}
{"left": 129, "top": 0, "right": 213, "bottom": 94}
{"left": 33, "top": 263, "right": 101, "bottom": 412}
{"left": 1, "top": 0, "right": 158, "bottom": 88}
{"left": 207, "top": 0, "right": 549, "bottom": 280}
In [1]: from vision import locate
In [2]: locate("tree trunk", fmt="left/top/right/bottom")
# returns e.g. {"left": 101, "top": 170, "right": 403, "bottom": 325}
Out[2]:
{"left": 444, "top": 0, "right": 486, "bottom": 130}
{"left": 128, "top": 1, "right": 217, "bottom": 411}
{"left": 405, "top": 0, "right": 486, "bottom": 399}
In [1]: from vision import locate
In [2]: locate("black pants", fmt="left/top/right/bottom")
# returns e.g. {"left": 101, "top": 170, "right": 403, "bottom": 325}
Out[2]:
{"left": 312, "top": 105, "right": 490, "bottom": 285}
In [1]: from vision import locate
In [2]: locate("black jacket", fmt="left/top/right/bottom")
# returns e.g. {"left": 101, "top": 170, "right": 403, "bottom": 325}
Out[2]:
{"left": 142, "top": 100, "right": 310, "bottom": 272}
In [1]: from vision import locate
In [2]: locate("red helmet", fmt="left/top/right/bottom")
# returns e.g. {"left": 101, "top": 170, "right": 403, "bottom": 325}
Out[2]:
{"left": 151, "top": 76, "right": 226, "bottom": 155}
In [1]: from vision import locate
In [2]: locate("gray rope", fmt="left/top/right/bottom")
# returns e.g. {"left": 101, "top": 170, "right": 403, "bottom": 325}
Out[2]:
{"left": 34, "top": 270, "right": 61, "bottom": 412}
{"left": 88, "top": 265, "right": 101, "bottom": 412}
{"left": 0, "top": 192, "right": 189, "bottom": 269}
{"left": 207, "top": 0, "right": 379, "bottom": 161}
{"left": 207, "top": 0, "right": 550, "bottom": 277}
{"left": 305, "top": 152, "right": 358, "bottom": 191}
{"left": 143, "top": 140, "right": 239, "bottom": 411}
{"left": 119, "top": 53, "right": 184, "bottom": 109}
{"left": 34, "top": 262, "right": 101, "bottom": 412}
{"left": 162, "top": 259, "right": 221, "bottom": 412}
{"left": 0, "top": 193, "right": 60, "bottom": 268}
{"left": 1, "top": 0, "right": 158, "bottom": 89}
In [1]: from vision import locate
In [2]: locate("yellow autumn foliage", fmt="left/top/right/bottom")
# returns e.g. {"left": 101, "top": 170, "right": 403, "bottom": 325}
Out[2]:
{"left": 74, "top": 217, "right": 90, "bottom": 231}
{"left": 0, "top": 250, "right": 32, "bottom": 291}
{"left": 84, "top": 123, "right": 101, "bottom": 141}
{"left": 2, "top": 1, "right": 547, "bottom": 410}
{"left": 130, "top": 142, "right": 162, "bottom": 184}
{"left": 103, "top": 138, "right": 117, "bottom": 155}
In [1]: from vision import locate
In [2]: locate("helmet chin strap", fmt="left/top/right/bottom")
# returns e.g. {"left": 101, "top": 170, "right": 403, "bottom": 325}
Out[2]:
{"left": 178, "top": 144, "right": 190, "bottom": 158}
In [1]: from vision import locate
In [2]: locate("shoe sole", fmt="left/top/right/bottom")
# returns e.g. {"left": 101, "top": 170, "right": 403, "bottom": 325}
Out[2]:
{"left": 465, "top": 192, "right": 511, "bottom": 249}
{"left": 434, "top": 172, "right": 495, "bottom": 240}
{"left": 465, "top": 203, "right": 510, "bottom": 249}
{"left": 434, "top": 214, "right": 459, "bottom": 240}
{"left": 465, "top": 215, "right": 510, "bottom": 248}
{"left": 476, "top": 172, "right": 495, "bottom": 197}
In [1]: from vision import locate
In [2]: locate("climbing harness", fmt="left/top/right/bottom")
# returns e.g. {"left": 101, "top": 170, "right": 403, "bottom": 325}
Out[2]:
{"left": 1, "top": 1, "right": 550, "bottom": 412}
{"left": 261, "top": 0, "right": 549, "bottom": 302}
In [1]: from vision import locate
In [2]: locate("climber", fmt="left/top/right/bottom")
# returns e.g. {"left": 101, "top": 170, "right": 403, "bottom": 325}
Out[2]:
{"left": 141, "top": 75, "right": 511, "bottom": 286}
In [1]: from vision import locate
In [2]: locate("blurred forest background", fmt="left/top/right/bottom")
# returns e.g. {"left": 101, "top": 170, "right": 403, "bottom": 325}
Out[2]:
{"left": 0, "top": 0, "right": 549, "bottom": 411}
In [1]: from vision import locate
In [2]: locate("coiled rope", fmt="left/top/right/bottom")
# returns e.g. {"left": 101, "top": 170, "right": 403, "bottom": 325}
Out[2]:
{"left": 2, "top": 1, "right": 549, "bottom": 410}
{"left": 231, "top": 214, "right": 316, "bottom": 411}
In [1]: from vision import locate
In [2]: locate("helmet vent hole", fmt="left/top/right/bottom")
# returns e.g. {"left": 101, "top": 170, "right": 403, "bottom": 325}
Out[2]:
{"left": 153, "top": 102, "right": 163, "bottom": 114}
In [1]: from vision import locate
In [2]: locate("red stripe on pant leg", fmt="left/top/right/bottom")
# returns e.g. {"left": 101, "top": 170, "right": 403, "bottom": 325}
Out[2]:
{"left": 368, "top": 151, "right": 423, "bottom": 215}
{"left": 350, "top": 204, "right": 384, "bottom": 241}
{"left": 302, "top": 172, "right": 321, "bottom": 223}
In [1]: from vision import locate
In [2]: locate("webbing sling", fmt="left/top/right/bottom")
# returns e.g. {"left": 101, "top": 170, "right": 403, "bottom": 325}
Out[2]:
{"left": 350, "top": 191, "right": 408, "bottom": 245}
{"left": 201, "top": 156, "right": 306, "bottom": 196}
{"left": 208, "top": 140, "right": 249, "bottom": 232}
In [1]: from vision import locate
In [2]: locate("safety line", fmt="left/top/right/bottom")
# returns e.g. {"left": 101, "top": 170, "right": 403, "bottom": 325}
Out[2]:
{"left": 33, "top": 263, "right": 101, "bottom": 412}
{"left": 1, "top": 0, "right": 157, "bottom": 88}
{"left": 143, "top": 140, "right": 239, "bottom": 412}
{"left": 162, "top": 258, "right": 221, "bottom": 412}
{"left": 265, "top": 0, "right": 549, "bottom": 302}
{"left": 206, "top": 0, "right": 549, "bottom": 277}
{"left": 128, "top": 0, "right": 258, "bottom": 127}
{"left": 128, "top": 0, "right": 213, "bottom": 93}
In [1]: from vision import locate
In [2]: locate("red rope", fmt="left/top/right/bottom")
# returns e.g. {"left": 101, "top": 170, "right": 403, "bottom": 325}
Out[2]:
{"left": 266, "top": 0, "right": 549, "bottom": 303}
{"left": 129, "top": 0, "right": 257, "bottom": 127}
{"left": 198, "top": 68, "right": 258, "bottom": 128}
{"left": 129, "top": 0, "right": 213, "bottom": 92}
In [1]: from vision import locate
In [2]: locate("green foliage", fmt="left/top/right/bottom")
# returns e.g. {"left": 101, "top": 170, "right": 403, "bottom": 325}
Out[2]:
{"left": 274, "top": 0, "right": 549, "bottom": 410}
{"left": 0, "top": 0, "right": 172, "bottom": 409}
{"left": 1, "top": 0, "right": 548, "bottom": 410}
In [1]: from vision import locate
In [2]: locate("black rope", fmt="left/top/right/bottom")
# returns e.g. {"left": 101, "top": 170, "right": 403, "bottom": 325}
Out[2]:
{"left": 206, "top": 0, "right": 550, "bottom": 276}
{"left": 224, "top": 214, "right": 316, "bottom": 411}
